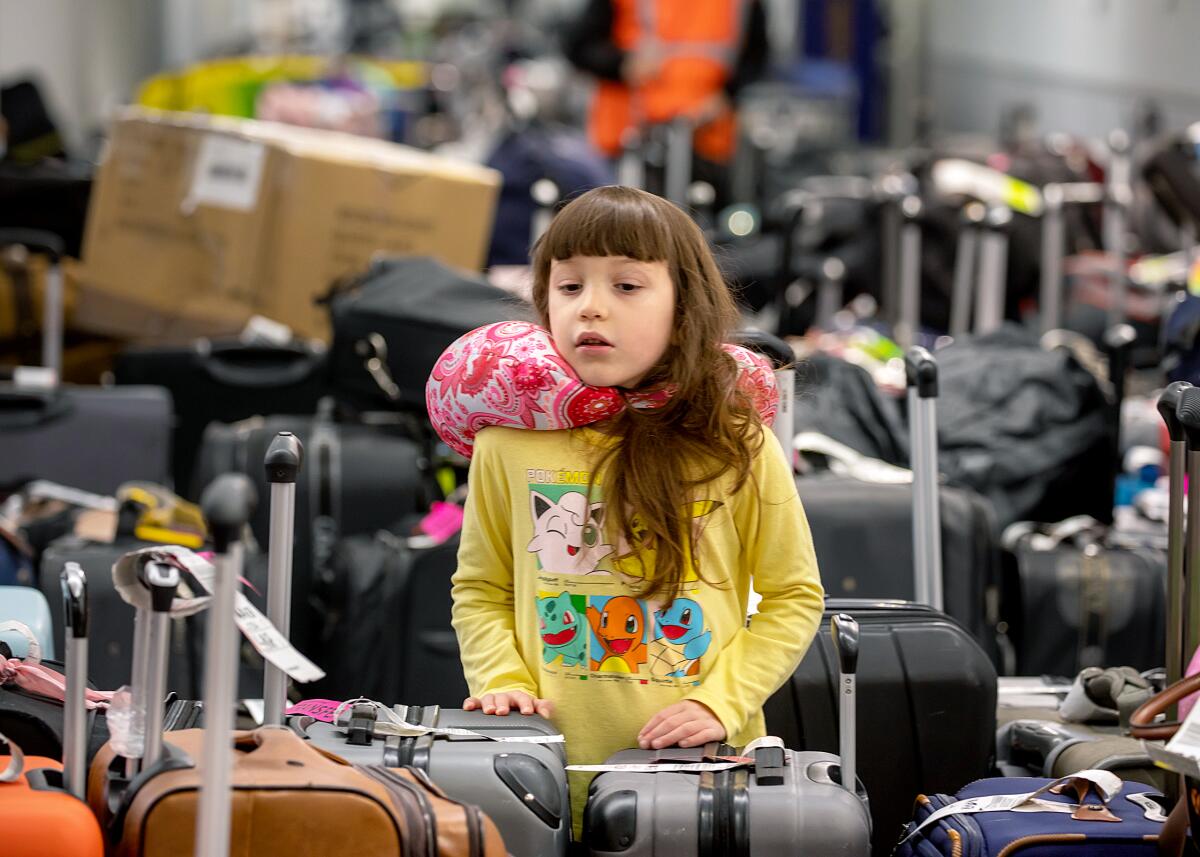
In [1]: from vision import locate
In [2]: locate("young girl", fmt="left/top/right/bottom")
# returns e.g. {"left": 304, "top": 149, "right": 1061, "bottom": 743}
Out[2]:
{"left": 450, "top": 185, "right": 824, "bottom": 833}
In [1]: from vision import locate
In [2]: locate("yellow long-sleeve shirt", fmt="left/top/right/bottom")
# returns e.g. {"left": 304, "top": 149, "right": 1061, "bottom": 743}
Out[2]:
{"left": 450, "top": 424, "right": 824, "bottom": 835}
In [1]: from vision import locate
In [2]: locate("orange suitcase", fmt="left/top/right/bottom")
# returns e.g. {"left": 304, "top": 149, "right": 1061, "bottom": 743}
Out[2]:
{"left": 0, "top": 745, "right": 104, "bottom": 857}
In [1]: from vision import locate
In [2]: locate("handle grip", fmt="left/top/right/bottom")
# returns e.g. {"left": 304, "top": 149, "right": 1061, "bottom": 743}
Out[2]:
{"left": 200, "top": 473, "right": 258, "bottom": 553}
{"left": 0, "top": 228, "right": 65, "bottom": 262}
{"left": 264, "top": 432, "right": 304, "bottom": 484}
{"left": 140, "top": 561, "right": 180, "bottom": 614}
{"left": 831, "top": 613, "right": 860, "bottom": 676}
{"left": 730, "top": 329, "right": 793, "bottom": 370}
{"left": 60, "top": 562, "right": 87, "bottom": 639}
{"left": 1176, "top": 386, "right": 1200, "bottom": 449}
{"left": 904, "top": 347, "right": 938, "bottom": 399}
{"left": 1159, "top": 381, "right": 1192, "bottom": 442}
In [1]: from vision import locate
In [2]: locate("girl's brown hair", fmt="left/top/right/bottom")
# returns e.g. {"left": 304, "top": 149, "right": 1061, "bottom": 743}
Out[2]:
{"left": 531, "top": 186, "right": 763, "bottom": 602}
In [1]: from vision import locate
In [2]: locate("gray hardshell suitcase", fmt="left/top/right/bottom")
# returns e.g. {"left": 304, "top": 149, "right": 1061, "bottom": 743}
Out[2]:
{"left": 294, "top": 703, "right": 570, "bottom": 857}
{"left": 581, "top": 615, "right": 870, "bottom": 857}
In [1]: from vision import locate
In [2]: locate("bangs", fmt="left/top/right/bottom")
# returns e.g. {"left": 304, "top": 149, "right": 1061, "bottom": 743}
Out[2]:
{"left": 537, "top": 186, "right": 675, "bottom": 264}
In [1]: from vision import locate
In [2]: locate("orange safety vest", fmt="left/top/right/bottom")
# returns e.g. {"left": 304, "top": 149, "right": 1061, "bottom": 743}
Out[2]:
{"left": 588, "top": 0, "right": 742, "bottom": 163}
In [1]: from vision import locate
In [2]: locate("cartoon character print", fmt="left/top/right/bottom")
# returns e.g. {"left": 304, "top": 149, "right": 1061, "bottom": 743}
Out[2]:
{"left": 587, "top": 596, "right": 649, "bottom": 674}
{"left": 610, "top": 500, "right": 724, "bottom": 584}
{"left": 527, "top": 489, "right": 614, "bottom": 575}
{"left": 536, "top": 592, "right": 589, "bottom": 667}
{"left": 648, "top": 598, "right": 712, "bottom": 678}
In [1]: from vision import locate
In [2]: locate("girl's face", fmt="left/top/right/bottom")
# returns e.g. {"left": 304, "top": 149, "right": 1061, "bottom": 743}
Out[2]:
{"left": 547, "top": 255, "right": 676, "bottom": 389}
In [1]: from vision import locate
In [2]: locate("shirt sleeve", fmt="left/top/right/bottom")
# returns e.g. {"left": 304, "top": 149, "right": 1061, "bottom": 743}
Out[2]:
{"left": 451, "top": 429, "right": 540, "bottom": 698}
{"left": 687, "top": 428, "right": 825, "bottom": 737}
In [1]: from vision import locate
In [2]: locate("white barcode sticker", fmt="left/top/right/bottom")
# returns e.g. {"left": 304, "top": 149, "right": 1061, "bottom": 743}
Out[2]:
{"left": 186, "top": 134, "right": 266, "bottom": 212}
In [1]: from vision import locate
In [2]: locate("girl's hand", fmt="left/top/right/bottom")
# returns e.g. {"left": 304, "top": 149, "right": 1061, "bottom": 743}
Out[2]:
{"left": 638, "top": 700, "right": 726, "bottom": 750}
{"left": 463, "top": 691, "right": 555, "bottom": 718}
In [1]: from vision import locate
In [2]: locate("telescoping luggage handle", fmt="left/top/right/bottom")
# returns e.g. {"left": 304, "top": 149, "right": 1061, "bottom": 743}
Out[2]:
{"left": 263, "top": 431, "right": 303, "bottom": 727}
{"left": 1160, "top": 382, "right": 1190, "bottom": 701}
{"left": 195, "top": 474, "right": 257, "bottom": 857}
{"left": 905, "top": 346, "right": 943, "bottom": 612}
{"left": 0, "top": 228, "right": 65, "bottom": 383}
{"left": 831, "top": 613, "right": 860, "bottom": 796}
{"left": 60, "top": 561, "right": 89, "bottom": 800}
{"left": 729, "top": 329, "right": 794, "bottom": 457}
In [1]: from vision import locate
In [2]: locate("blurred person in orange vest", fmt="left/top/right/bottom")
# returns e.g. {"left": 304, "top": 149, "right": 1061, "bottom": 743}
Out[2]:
{"left": 566, "top": 0, "right": 768, "bottom": 204}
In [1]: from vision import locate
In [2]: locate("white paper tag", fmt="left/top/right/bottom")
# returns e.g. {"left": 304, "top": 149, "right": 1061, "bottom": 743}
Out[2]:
{"left": 902, "top": 770, "right": 1124, "bottom": 842}
{"left": 12, "top": 366, "right": 57, "bottom": 390}
{"left": 1165, "top": 700, "right": 1200, "bottom": 759}
{"left": 186, "top": 135, "right": 266, "bottom": 212}
{"left": 114, "top": 546, "right": 325, "bottom": 685}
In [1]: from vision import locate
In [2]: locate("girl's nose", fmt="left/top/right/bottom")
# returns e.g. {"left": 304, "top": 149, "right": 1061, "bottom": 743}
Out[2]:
{"left": 577, "top": 285, "right": 608, "bottom": 319}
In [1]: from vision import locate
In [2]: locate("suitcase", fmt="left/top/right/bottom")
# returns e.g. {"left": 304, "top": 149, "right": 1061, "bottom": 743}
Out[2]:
{"left": 1000, "top": 524, "right": 1166, "bottom": 676}
{"left": 795, "top": 340, "right": 1001, "bottom": 650}
{"left": 325, "top": 256, "right": 529, "bottom": 411}
{"left": 87, "top": 473, "right": 507, "bottom": 857}
{"left": 894, "top": 774, "right": 1166, "bottom": 856}
{"left": 113, "top": 338, "right": 327, "bottom": 494}
{"left": 0, "top": 584, "right": 54, "bottom": 657}
{"left": 0, "top": 230, "right": 171, "bottom": 495}
{"left": 191, "top": 401, "right": 436, "bottom": 655}
{"left": 768, "top": 348, "right": 999, "bottom": 857}
{"left": 256, "top": 441, "right": 569, "bottom": 857}
{"left": 295, "top": 704, "right": 571, "bottom": 857}
{"left": 0, "top": 563, "right": 104, "bottom": 857}
{"left": 581, "top": 614, "right": 870, "bottom": 857}
{"left": 38, "top": 535, "right": 199, "bottom": 696}
{"left": 316, "top": 529, "right": 468, "bottom": 706}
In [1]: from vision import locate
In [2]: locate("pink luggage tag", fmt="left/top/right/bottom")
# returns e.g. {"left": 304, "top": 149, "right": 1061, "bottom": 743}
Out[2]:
{"left": 285, "top": 699, "right": 344, "bottom": 723}
{"left": 418, "top": 502, "right": 464, "bottom": 544}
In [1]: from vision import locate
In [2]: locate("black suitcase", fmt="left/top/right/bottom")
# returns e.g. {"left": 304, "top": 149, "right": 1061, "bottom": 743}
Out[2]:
{"left": 765, "top": 601, "right": 997, "bottom": 857}
{"left": 191, "top": 403, "right": 437, "bottom": 655}
{"left": 113, "top": 339, "right": 327, "bottom": 494}
{"left": 37, "top": 535, "right": 201, "bottom": 696}
{"left": 769, "top": 348, "right": 999, "bottom": 857}
{"left": 1001, "top": 524, "right": 1166, "bottom": 676}
{"left": 798, "top": 476, "right": 1000, "bottom": 648}
{"left": 315, "top": 528, "right": 467, "bottom": 707}
{"left": 325, "top": 256, "right": 529, "bottom": 411}
{"left": 0, "top": 230, "right": 170, "bottom": 495}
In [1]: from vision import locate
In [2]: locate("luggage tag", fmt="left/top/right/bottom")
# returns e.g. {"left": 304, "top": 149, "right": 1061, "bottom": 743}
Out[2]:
{"left": 901, "top": 770, "right": 1126, "bottom": 843}
{"left": 333, "top": 699, "right": 566, "bottom": 745}
{"left": 0, "top": 731, "right": 26, "bottom": 783}
{"left": 113, "top": 546, "right": 325, "bottom": 684}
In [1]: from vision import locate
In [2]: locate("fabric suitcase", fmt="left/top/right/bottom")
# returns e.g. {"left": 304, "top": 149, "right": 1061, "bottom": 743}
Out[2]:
{"left": 113, "top": 339, "right": 327, "bottom": 493}
{"left": 191, "top": 406, "right": 436, "bottom": 655}
{"left": 325, "top": 256, "right": 529, "bottom": 411}
{"left": 0, "top": 385, "right": 170, "bottom": 495}
{"left": 765, "top": 602, "right": 997, "bottom": 857}
{"left": 295, "top": 703, "right": 570, "bottom": 857}
{"left": 797, "top": 476, "right": 1000, "bottom": 649}
{"left": 0, "top": 584, "right": 55, "bottom": 656}
{"left": 1001, "top": 532, "right": 1165, "bottom": 676}
{"left": 38, "top": 535, "right": 199, "bottom": 696}
{"left": 894, "top": 775, "right": 1165, "bottom": 856}
{"left": 316, "top": 529, "right": 467, "bottom": 706}
{"left": 583, "top": 743, "right": 870, "bottom": 857}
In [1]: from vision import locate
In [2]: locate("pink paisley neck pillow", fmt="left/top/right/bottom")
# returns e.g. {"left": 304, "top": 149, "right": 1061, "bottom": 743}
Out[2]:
{"left": 426, "top": 321, "right": 779, "bottom": 459}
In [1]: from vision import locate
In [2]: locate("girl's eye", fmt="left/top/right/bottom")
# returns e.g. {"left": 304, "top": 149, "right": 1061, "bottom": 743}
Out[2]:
{"left": 557, "top": 282, "right": 581, "bottom": 294}
{"left": 616, "top": 282, "right": 640, "bottom": 293}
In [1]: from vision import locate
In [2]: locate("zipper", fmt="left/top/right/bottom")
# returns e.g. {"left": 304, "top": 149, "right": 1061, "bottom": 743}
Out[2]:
{"left": 408, "top": 765, "right": 483, "bottom": 857}
{"left": 361, "top": 765, "right": 431, "bottom": 857}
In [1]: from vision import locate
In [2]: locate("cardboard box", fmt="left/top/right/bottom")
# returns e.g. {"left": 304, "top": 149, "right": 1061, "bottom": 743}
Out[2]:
{"left": 78, "top": 107, "right": 501, "bottom": 340}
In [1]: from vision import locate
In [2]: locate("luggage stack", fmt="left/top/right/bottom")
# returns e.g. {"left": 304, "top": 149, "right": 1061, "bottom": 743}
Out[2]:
{"left": 10, "top": 15, "right": 1200, "bottom": 853}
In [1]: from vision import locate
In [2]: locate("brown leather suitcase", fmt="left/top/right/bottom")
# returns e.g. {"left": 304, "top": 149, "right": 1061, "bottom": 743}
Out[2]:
{"left": 88, "top": 727, "right": 507, "bottom": 857}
